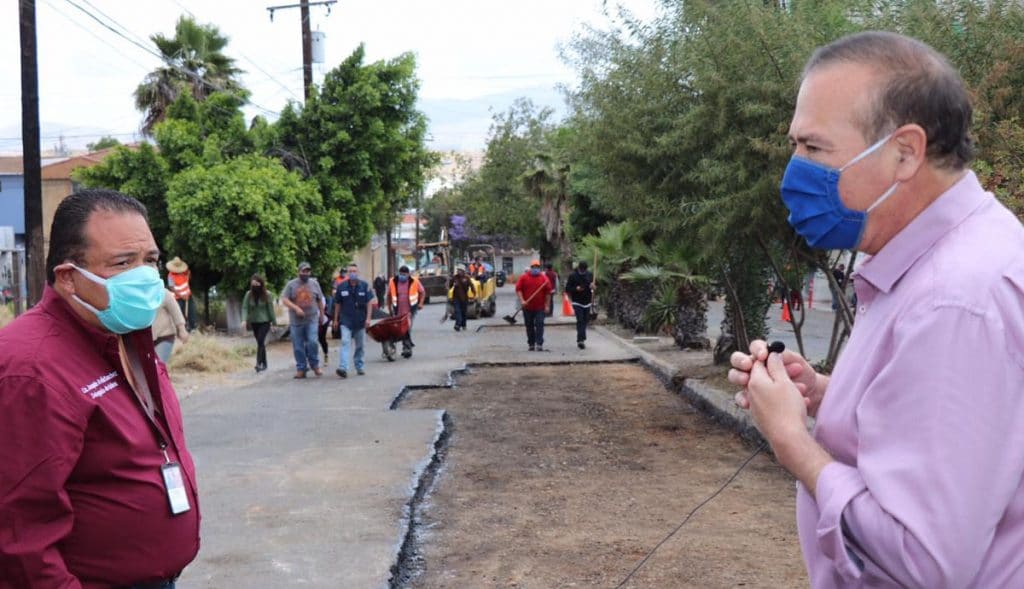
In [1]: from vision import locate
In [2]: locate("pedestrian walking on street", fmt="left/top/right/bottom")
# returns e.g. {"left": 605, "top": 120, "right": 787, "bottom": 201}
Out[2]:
{"left": 281, "top": 261, "right": 326, "bottom": 378}
{"left": 515, "top": 259, "right": 553, "bottom": 351}
{"left": 153, "top": 287, "right": 189, "bottom": 363}
{"left": 319, "top": 268, "right": 345, "bottom": 357}
{"left": 333, "top": 263, "right": 375, "bottom": 378}
{"left": 0, "top": 189, "right": 200, "bottom": 587}
{"left": 373, "top": 274, "right": 387, "bottom": 309}
{"left": 565, "top": 261, "right": 595, "bottom": 349}
{"left": 544, "top": 263, "right": 559, "bottom": 317}
{"left": 448, "top": 264, "right": 475, "bottom": 331}
{"left": 386, "top": 265, "right": 425, "bottom": 358}
{"left": 242, "top": 273, "right": 276, "bottom": 372}
{"left": 730, "top": 31, "right": 1024, "bottom": 587}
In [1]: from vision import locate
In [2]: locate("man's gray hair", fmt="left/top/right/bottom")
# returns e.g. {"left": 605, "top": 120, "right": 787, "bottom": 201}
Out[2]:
{"left": 804, "top": 31, "right": 973, "bottom": 170}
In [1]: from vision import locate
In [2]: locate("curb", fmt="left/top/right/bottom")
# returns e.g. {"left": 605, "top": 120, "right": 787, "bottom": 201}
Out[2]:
{"left": 593, "top": 325, "right": 766, "bottom": 445}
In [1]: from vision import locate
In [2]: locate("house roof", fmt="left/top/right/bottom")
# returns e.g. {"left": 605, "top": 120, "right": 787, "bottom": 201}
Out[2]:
{"left": 41, "top": 147, "right": 120, "bottom": 180}
{"left": 0, "top": 147, "right": 126, "bottom": 178}
{"left": 0, "top": 157, "right": 23, "bottom": 175}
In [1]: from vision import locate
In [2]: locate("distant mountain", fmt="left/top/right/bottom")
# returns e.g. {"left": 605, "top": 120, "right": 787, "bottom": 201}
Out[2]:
{"left": 419, "top": 85, "right": 570, "bottom": 151}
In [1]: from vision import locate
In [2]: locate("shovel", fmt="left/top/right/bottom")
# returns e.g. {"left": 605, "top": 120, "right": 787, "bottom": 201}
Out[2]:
{"left": 503, "top": 284, "right": 546, "bottom": 325}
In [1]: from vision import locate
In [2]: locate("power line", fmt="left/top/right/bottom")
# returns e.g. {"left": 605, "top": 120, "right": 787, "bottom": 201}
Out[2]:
{"left": 0, "top": 131, "right": 139, "bottom": 142}
{"left": 59, "top": 0, "right": 282, "bottom": 117}
{"left": 160, "top": 0, "right": 302, "bottom": 102}
{"left": 38, "top": 0, "right": 152, "bottom": 73}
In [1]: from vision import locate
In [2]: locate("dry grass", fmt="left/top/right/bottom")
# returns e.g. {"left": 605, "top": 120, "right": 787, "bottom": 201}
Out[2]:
{"left": 0, "top": 304, "right": 14, "bottom": 330}
{"left": 168, "top": 332, "right": 250, "bottom": 373}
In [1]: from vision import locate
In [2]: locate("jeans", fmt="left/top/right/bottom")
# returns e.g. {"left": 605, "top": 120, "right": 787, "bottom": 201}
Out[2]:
{"left": 397, "top": 307, "right": 419, "bottom": 351}
{"left": 453, "top": 299, "right": 468, "bottom": 329}
{"left": 177, "top": 298, "right": 197, "bottom": 331}
{"left": 338, "top": 324, "right": 366, "bottom": 372}
{"left": 523, "top": 309, "right": 545, "bottom": 347}
{"left": 290, "top": 321, "right": 320, "bottom": 371}
{"left": 572, "top": 303, "right": 589, "bottom": 342}
{"left": 251, "top": 321, "right": 270, "bottom": 368}
{"left": 154, "top": 339, "right": 175, "bottom": 363}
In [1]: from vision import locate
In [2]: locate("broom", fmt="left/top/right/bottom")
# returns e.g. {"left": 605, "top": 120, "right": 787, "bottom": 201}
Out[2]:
{"left": 503, "top": 283, "right": 547, "bottom": 325}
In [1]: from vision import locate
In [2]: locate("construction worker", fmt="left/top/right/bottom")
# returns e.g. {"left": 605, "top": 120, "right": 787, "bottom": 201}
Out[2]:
{"left": 165, "top": 256, "right": 196, "bottom": 331}
{"left": 515, "top": 259, "right": 554, "bottom": 351}
{"left": 386, "top": 265, "right": 425, "bottom": 358}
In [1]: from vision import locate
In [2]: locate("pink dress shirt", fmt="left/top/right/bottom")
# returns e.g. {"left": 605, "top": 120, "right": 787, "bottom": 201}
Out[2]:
{"left": 797, "top": 171, "right": 1024, "bottom": 587}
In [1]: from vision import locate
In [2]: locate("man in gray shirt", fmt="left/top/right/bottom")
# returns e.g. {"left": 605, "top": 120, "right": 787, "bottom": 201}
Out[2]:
{"left": 281, "top": 261, "right": 326, "bottom": 378}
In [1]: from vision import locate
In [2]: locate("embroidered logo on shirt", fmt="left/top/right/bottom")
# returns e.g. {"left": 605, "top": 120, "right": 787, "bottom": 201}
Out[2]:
{"left": 80, "top": 371, "right": 119, "bottom": 399}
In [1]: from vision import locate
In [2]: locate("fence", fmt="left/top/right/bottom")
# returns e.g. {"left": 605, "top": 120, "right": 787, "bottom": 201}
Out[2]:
{"left": 0, "top": 247, "right": 27, "bottom": 316}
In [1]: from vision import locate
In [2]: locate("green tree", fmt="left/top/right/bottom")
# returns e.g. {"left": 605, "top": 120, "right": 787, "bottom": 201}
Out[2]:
{"left": 453, "top": 99, "right": 552, "bottom": 251}
{"left": 272, "top": 45, "right": 434, "bottom": 265}
{"left": 74, "top": 143, "right": 170, "bottom": 250}
{"left": 165, "top": 155, "right": 329, "bottom": 295}
{"left": 134, "top": 15, "right": 246, "bottom": 135}
{"left": 86, "top": 136, "right": 121, "bottom": 152}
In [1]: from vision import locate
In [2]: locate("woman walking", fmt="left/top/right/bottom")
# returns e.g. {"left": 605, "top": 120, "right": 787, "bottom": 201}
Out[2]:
{"left": 153, "top": 288, "right": 189, "bottom": 363}
{"left": 242, "top": 274, "right": 277, "bottom": 372}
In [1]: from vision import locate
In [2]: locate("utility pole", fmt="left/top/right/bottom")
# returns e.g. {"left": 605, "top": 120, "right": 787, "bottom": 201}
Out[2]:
{"left": 266, "top": 1, "right": 336, "bottom": 102}
{"left": 20, "top": 0, "right": 43, "bottom": 306}
{"left": 300, "top": 0, "right": 312, "bottom": 98}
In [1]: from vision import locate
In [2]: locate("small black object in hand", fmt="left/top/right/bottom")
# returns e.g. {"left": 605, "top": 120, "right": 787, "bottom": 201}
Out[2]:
{"left": 768, "top": 341, "right": 786, "bottom": 355}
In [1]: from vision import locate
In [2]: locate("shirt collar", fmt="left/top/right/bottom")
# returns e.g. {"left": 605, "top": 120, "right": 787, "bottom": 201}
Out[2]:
{"left": 39, "top": 283, "right": 119, "bottom": 348}
{"left": 856, "top": 170, "right": 989, "bottom": 293}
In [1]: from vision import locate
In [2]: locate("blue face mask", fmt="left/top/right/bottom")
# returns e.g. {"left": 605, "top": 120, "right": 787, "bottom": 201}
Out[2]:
{"left": 398, "top": 274, "right": 409, "bottom": 283}
{"left": 530, "top": 268, "right": 541, "bottom": 276}
{"left": 73, "top": 264, "right": 166, "bottom": 334}
{"left": 348, "top": 272, "right": 358, "bottom": 281}
{"left": 780, "top": 133, "right": 899, "bottom": 250}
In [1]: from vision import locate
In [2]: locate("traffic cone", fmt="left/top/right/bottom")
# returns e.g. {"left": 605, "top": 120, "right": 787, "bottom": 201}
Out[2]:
{"left": 562, "top": 294, "right": 575, "bottom": 317}
{"left": 781, "top": 301, "right": 792, "bottom": 322}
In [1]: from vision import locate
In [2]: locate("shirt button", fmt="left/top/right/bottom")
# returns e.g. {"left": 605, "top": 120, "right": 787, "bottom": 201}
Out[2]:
{"left": 859, "top": 306, "right": 867, "bottom": 314}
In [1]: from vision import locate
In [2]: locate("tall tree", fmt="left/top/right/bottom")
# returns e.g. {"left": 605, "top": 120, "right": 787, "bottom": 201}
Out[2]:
{"left": 272, "top": 44, "right": 434, "bottom": 268}
{"left": 134, "top": 16, "right": 246, "bottom": 135}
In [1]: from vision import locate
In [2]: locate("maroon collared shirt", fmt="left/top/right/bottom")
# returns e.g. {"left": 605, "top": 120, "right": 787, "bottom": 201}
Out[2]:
{"left": 0, "top": 286, "right": 200, "bottom": 588}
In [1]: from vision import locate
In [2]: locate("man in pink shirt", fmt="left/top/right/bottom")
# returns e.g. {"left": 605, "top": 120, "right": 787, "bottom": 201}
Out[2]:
{"left": 730, "top": 32, "right": 1024, "bottom": 586}
{"left": 0, "top": 190, "right": 200, "bottom": 588}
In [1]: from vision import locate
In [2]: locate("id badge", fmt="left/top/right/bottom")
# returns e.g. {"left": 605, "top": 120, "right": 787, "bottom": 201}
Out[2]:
{"left": 161, "top": 462, "right": 192, "bottom": 515}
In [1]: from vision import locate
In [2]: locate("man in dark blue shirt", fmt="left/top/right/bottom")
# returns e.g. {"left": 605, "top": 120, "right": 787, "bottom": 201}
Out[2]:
{"left": 331, "top": 263, "right": 376, "bottom": 378}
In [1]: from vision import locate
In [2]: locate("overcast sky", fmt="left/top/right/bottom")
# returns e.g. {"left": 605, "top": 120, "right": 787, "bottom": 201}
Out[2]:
{"left": 0, "top": 0, "right": 661, "bottom": 154}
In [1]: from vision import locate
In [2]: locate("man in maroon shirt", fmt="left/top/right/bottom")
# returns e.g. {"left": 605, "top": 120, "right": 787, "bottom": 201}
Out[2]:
{"left": 514, "top": 259, "right": 554, "bottom": 351}
{"left": 0, "top": 190, "right": 200, "bottom": 588}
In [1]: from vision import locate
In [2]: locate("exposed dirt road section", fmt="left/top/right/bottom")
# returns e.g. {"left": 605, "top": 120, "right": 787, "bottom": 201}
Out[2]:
{"left": 398, "top": 363, "right": 807, "bottom": 588}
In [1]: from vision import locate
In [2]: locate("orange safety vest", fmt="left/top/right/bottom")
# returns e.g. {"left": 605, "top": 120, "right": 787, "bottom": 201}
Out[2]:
{"left": 388, "top": 276, "right": 422, "bottom": 307}
{"left": 169, "top": 271, "right": 191, "bottom": 300}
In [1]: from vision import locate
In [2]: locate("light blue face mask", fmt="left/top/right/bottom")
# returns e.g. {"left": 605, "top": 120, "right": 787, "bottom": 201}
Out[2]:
{"left": 72, "top": 264, "right": 166, "bottom": 334}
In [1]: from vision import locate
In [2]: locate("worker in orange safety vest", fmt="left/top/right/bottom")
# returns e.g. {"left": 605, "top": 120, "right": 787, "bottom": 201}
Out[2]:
{"left": 166, "top": 256, "right": 197, "bottom": 331}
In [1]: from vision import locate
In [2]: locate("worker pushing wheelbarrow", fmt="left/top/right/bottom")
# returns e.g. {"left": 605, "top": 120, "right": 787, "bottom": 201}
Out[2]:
{"left": 367, "top": 311, "right": 411, "bottom": 362}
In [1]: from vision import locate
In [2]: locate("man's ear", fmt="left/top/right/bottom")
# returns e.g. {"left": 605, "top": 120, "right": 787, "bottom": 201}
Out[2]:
{"left": 893, "top": 123, "right": 927, "bottom": 182}
{"left": 52, "top": 263, "right": 78, "bottom": 296}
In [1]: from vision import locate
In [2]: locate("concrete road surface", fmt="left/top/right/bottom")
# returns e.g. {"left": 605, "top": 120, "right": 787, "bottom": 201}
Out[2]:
{"left": 176, "top": 287, "right": 633, "bottom": 588}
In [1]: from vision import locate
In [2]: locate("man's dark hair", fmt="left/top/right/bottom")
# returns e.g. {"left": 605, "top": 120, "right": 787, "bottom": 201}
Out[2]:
{"left": 578, "top": 261, "right": 589, "bottom": 271}
{"left": 45, "top": 189, "right": 148, "bottom": 285}
{"left": 545, "top": 263, "right": 553, "bottom": 270}
{"left": 399, "top": 265, "right": 410, "bottom": 274}
{"left": 803, "top": 31, "right": 973, "bottom": 170}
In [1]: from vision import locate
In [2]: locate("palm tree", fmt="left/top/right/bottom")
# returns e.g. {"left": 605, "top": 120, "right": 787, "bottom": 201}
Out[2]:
{"left": 134, "top": 16, "right": 246, "bottom": 135}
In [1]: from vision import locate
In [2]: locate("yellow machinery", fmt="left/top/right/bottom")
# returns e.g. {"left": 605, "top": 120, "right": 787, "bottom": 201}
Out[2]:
{"left": 448, "top": 244, "right": 497, "bottom": 319}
